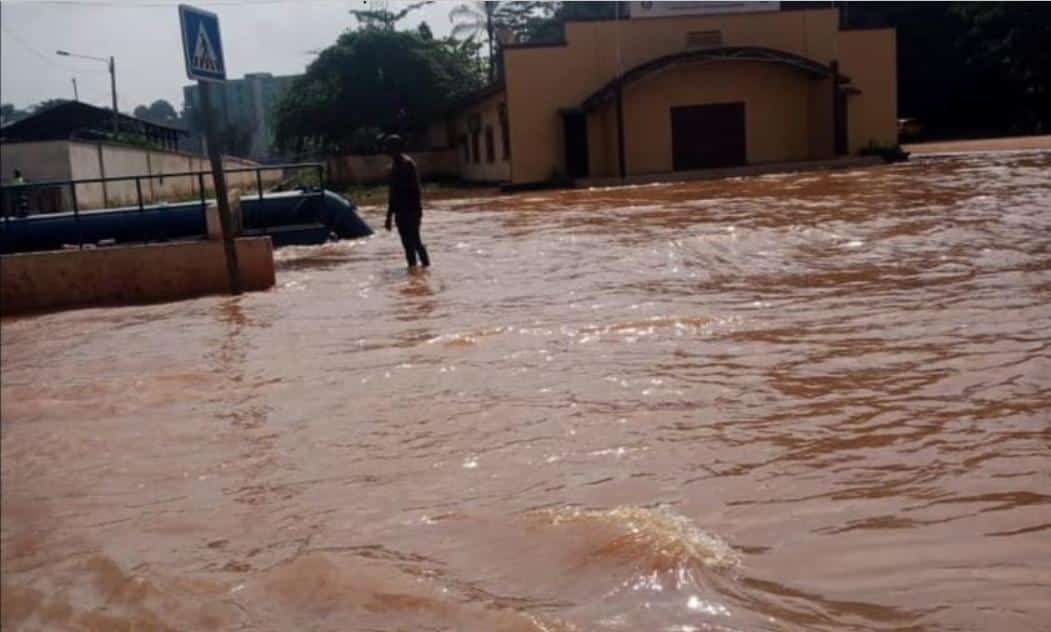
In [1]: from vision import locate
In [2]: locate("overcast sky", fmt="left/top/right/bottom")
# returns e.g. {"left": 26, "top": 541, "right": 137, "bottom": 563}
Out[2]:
{"left": 1, "top": 0, "right": 459, "bottom": 112}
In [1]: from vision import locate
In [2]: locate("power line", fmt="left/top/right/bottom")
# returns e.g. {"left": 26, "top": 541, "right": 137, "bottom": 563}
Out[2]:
{"left": 1, "top": 24, "right": 75, "bottom": 72}
{"left": 0, "top": 24, "right": 108, "bottom": 75}
{"left": 1, "top": 26, "right": 118, "bottom": 108}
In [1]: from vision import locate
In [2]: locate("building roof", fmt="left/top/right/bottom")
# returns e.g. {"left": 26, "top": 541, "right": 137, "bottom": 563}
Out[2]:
{"left": 0, "top": 101, "right": 187, "bottom": 144}
{"left": 581, "top": 46, "right": 850, "bottom": 112}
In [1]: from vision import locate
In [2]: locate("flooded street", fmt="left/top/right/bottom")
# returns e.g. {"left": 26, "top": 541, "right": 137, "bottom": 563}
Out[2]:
{"left": 3, "top": 151, "right": 1050, "bottom": 631}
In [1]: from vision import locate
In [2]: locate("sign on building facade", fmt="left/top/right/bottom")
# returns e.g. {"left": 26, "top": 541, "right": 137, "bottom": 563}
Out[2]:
{"left": 629, "top": 2, "right": 780, "bottom": 19}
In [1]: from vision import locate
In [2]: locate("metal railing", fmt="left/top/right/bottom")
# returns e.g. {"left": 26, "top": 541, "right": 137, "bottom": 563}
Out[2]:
{"left": 1, "top": 163, "right": 325, "bottom": 250}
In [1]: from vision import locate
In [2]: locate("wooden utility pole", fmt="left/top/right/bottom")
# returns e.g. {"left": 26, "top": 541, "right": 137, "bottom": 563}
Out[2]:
{"left": 109, "top": 56, "right": 118, "bottom": 136}
{"left": 199, "top": 82, "right": 242, "bottom": 294}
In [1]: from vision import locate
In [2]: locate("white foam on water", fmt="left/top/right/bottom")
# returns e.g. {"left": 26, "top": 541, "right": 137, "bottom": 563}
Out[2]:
{"left": 536, "top": 506, "right": 741, "bottom": 573}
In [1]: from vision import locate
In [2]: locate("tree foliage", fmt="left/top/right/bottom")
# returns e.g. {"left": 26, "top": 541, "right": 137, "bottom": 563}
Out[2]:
{"left": 449, "top": 1, "right": 550, "bottom": 80}
{"left": 350, "top": 0, "right": 434, "bottom": 31}
{"left": 274, "top": 26, "right": 483, "bottom": 154}
{"left": 132, "top": 99, "right": 181, "bottom": 127}
{"left": 838, "top": 2, "right": 1050, "bottom": 137}
{"left": 31, "top": 99, "right": 71, "bottom": 113}
{"left": 951, "top": 2, "right": 1051, "bottom": 133}
{"left": 1, "top": 103, "right": 31, "bottom": 125}
{"left": 499, "top": 1, "right": 618, "bottom": 45}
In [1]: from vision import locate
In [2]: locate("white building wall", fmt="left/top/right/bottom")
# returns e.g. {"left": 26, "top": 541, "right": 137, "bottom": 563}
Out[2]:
{"left": 453, "top": 93, "right": 512, "bottom": 183}
{"left": 6, "top": 140, "right": 279, "bottom": 210}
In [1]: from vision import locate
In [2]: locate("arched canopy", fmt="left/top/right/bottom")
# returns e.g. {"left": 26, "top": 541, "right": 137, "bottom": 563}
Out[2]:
{"left": 580, "top": 46, "right": 849, "bottom": 112}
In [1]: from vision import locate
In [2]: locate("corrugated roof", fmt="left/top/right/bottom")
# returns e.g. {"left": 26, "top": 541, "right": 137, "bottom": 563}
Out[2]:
{"left": 0, "top": 101, "right": 187, "bottom": 143}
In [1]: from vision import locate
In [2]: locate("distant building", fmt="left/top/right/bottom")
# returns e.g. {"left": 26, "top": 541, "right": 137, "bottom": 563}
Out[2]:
{"left": 183, "top": 72, "right": 298, "bottom": 161}
{"left": 0, "top": 101, "right": 198, "bottom": 214}
{"left": 0, "top": 101, "right": 186, "bottom": 151}
{"left": 428, "top": 3, "right": 897, "bottom": 185}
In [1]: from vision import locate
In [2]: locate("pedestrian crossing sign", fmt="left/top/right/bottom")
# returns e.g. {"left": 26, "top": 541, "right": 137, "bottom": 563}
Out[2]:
{"left": 179, "top": 4, "right": 226, "bottom": 81}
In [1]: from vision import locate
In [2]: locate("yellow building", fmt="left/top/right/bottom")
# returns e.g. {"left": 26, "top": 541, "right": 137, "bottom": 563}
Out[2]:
{"left": 429, "top": 5, "right": 896, "bottom": 186}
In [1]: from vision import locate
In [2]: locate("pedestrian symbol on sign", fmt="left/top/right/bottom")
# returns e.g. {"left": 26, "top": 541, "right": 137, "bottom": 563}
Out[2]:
{"left": 192, "top": 26, "right": 220, "bottom": 72}
{"left": 179, "top": 4, "right": 226, "bottom": 81}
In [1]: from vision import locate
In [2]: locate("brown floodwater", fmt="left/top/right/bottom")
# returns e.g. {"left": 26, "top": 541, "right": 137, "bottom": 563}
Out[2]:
{"left": 2, "top": 151, "right": 1050, "bottom": 631}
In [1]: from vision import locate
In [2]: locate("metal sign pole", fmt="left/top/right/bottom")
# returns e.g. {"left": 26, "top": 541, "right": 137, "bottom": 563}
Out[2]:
{"left": 180, "top": 3, "right": 240, "bottom": 295}
{"left": 199, "top": 81, "right": 242, "bottom": 294}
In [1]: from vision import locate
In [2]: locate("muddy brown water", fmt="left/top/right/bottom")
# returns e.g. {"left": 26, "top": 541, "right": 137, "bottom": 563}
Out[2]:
{"left": 2, "top": 152, "right": 1050, "bottom": 631}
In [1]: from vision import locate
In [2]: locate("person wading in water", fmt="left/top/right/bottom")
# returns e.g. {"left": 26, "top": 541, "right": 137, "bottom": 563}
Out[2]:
{"left": 384, "top": 135, "right": 430, "bottom": 269}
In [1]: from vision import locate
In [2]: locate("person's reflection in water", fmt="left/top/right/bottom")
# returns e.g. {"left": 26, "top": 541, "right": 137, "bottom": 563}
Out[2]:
{"left": 391, "top": 272, "right": 438, "bottom": 351}
{"left": 214, "top": 299, "right": 248, "bottom": 384}
{"left": 395, "top": 272, "right": 437, "bottom": 324}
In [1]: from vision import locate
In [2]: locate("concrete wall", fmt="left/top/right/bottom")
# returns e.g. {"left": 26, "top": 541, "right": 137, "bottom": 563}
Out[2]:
{"left": 1, "top": 140, "right": 283, "bottom": 211}
{"left": 502, "top": 8, "right": 893, "bottom": 184}
{"left": 838, "top": 29, "right": 898, "bottom": 152}
{"left": 1, "top": 237, "right": 274, "bottom": 315}
{"left": 327, "top": 149, "right": 459, "bottom": 186}
{"left": 144, "top": 150, "right": 205, "bottom": 203}
{"left": 68, "top": 141, "right": 108, "bottom": 208}
{"left": 1, "top": 141, "right": 74, "bottom": 213}
{"left": 1, "top": 141, "right": 74, "bottom": 182}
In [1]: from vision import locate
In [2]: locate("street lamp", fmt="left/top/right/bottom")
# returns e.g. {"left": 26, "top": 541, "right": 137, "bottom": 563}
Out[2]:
{"left": 56, "top": 50, "right": 118, "bottom": 136}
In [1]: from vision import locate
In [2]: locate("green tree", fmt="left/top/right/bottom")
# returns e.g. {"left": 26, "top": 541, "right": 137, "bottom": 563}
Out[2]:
{"left": 350, "top": 0, "right": 434, "bottom": 31}
{"left": 146, "top": 99, "right": 180, "bottom": 126}
{"left": 449, "top": 1, "right": 546, "bottom": 81}
{"left": 953, "top": 2, "right": 1051, "bottom": 133}
{"left": 514, "top": 1, "right": 617, "bottom": 45}
{"left": 133, "top": 100, "right": 181, "bottom": 126}
{"left": 1, "top": 103, "right": 31, "bottom": 125}
{"left": 274, "top": 27, "right": 483, "bottom": 154}
{"left": 841, "top": 2, "right": 1051, "bottom": 138}
{"left": 31, "top": 99, "right": 70, "bottom": 113}
{"left": 449, "top": 2, "right": 498, "bottom": 80}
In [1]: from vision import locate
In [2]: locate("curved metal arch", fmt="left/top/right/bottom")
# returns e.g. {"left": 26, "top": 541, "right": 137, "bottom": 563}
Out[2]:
{"left": 581, "top": 46, "right": 846, "bottom": 112}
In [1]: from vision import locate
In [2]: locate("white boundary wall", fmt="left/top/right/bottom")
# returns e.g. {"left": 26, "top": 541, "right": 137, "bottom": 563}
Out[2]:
{"left": 2, "top": 140, "right": 281, "bottom": 210}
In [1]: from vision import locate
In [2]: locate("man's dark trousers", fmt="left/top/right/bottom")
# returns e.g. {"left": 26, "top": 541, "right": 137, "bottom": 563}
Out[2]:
{"left": 397, "top": 214, "right": 430, "bottom": 267}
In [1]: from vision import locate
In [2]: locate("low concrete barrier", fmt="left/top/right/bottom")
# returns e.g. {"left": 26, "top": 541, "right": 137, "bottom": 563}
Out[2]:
{"left": 574, "top": 156, "right": 884, "bottom": 188}
{"left": 1, "top": 237, "right": 275, "bottom": 316}
{"left": 327, "top": 149, "right": 459, "bottom": 186}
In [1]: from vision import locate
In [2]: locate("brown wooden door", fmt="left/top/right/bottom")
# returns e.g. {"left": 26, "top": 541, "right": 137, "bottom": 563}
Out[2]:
{"left": 671, "top": 102, "right": 746, "bottom": 170}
